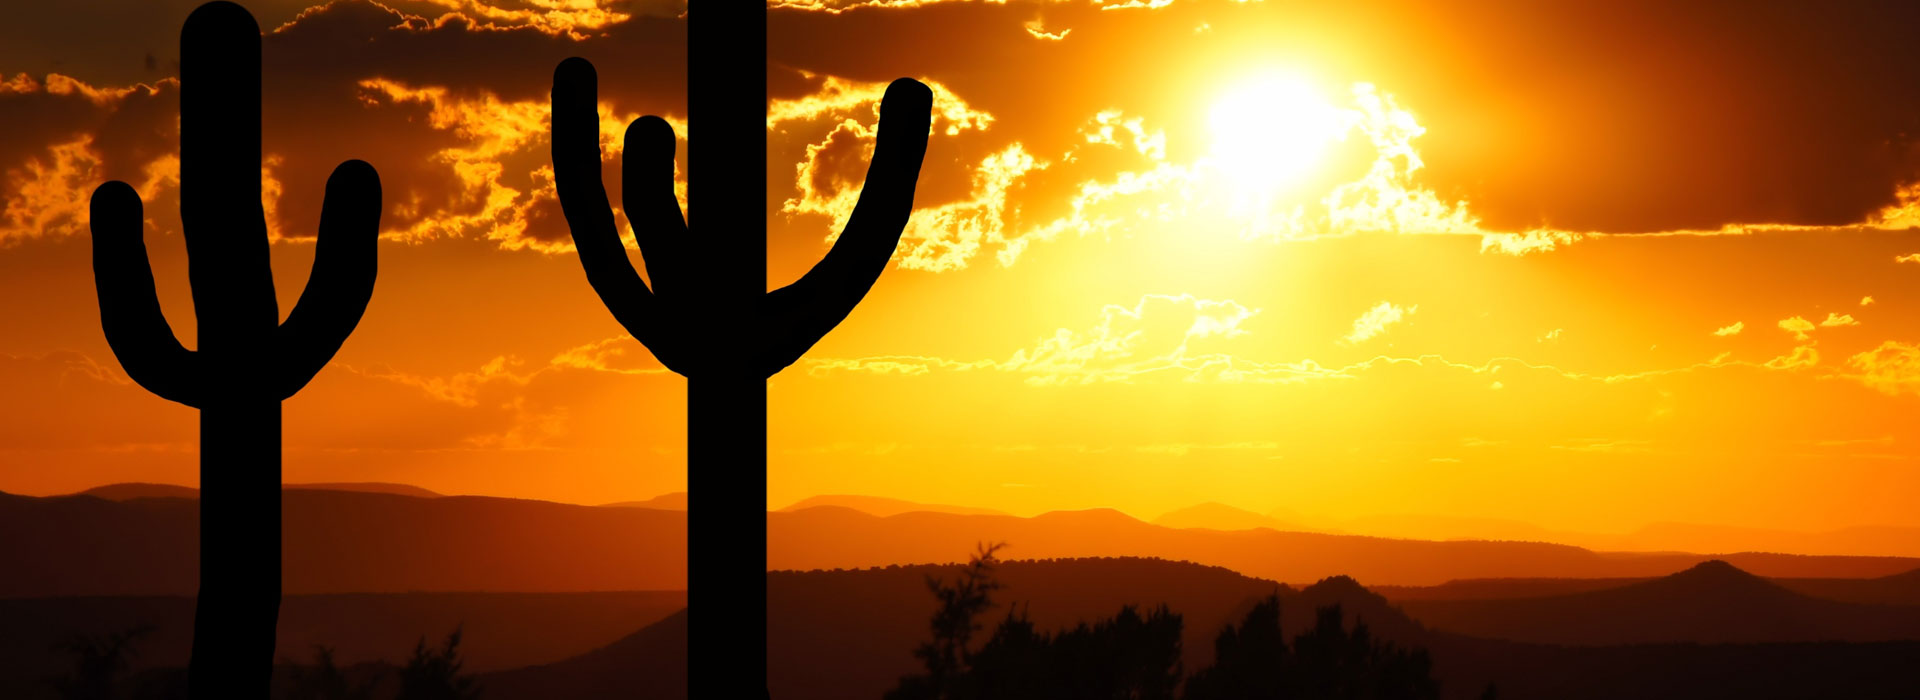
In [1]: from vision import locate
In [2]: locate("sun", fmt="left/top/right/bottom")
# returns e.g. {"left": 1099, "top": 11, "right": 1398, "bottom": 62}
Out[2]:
{"left": 1207, "top": 75, "right": 1350, "bottom": 193}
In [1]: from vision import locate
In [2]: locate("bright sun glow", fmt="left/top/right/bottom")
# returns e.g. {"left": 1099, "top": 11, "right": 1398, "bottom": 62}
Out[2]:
{"left": 1208, "top": 76, "right": 1350, "bottom": 192}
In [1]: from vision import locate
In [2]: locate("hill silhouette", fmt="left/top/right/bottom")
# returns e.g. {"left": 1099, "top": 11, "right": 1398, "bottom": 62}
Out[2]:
{"left": 779, "top": 495, "right": 1008, "bottom": 517}
{"left": 283, "top": 482, "right": 444, "bottom": 498}
{"left": 766, "top": 505, "right": 1920, "bottom": 585}
{"left": 0, "top": 591, "right": 684, "bottom": 700}
{"left": 0, "top": 489, "right": 684, "bottom": 596}
{"left": 72, "top": 482, "right": 444, "bottom": 500}
{"left": 1776, "top": 567, "right": 1920, "bottom": 606}
{"left": 453, "top": 557, "right": 1920, "bottom": 700}
{"left": 1153, "top": 502, "right": 1305, "bottom": 532}
{"left": 480, "top": 608, "right": 687, "bottom": 699}
{"left": 74, "top": 483, "right": 203, "bottom": 501}
{"left": 14, "top": 488, "right": 1920, "bottom": 598}
{"left": 1399, "top": 560, "right": 1920, "bottom": 644}
{"left": 600, "top": 491, "right": 687, "bottom": 510}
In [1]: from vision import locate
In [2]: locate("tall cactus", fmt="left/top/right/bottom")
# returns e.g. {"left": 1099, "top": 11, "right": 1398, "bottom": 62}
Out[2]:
{"left": 88, "top": 2, "right": 381, "bottom": 697}
{"left": 548, "top": 5, "right": 931, "bottom": 696}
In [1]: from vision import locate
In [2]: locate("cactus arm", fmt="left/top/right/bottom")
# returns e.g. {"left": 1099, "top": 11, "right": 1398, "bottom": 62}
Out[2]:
{"left": 622, "top": 115, "right": 690, "bottom": 296}
{"left": 89, "top": 181, "right": 207, "bottom": 408}
{"left": 552, "top": 57, "right": 697, "bottom": 373}
{"left": 761, "top": 78, "right": 932, "bottom": 377}
{"left": 181, "top": 1, "right": 277, "bottom": 366}
{"left": 275, "top": 160, "right": 382, "bottom": 399}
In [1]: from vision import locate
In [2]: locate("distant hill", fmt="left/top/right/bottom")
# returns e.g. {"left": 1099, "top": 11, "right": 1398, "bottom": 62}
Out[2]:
{"left": 0, "top": 591, "right": 686, "bottom": 700}
{"left": 74, "top": 482, "right": 443, "bottom": 500}
{"left": 777, "top": 494, "right": 1007, "bottom": 517}
{"left": 1777, "top": 567, "right": 1920, "bottom": 606}
{"left": 601, "top": 491, "right": 687, "bottom": 510}
{"left": 0, "top": 489, "right": 684, "bottom": 596}
{"left": 480, "top": 609, "right": 687, "bottom": 699}
{"left": 485, "top": 558, "right": 1920, "bottom": 700}
{"left": 11, "top": 488, "right": 1920, "bottom": 597}
{"left": 1399, "top": 560, "right": 1920, "bottom": 644}
{"left": 283, "top": 482, "right": 444, "bottom": 498}
{"left": 75, "top": 483, "right": 200, "bottom": 501}
{"left": 1153, "top": 502, "right": 1305, "bottom": 531}
{"left": 767, "top": 506, "right": 1920, "bottom": 585}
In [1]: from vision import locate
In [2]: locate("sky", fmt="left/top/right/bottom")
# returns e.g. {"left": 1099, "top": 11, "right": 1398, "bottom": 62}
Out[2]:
{"left": 4, "top": 0, "right": 1920, "bottom": 538}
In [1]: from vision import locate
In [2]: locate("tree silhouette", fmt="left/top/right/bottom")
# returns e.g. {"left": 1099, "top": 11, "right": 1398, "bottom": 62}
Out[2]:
{"left": 546, "top": 5, "right": 931, "bottom": 695}
{"left": 284, "top": 645, "right": 378, "bottom": 700}
{"left": 889, "top": 545, "right": 1184, "bottom": 700}
{"left": 49, "top": 624, "right": 154, "bottom": 700}
{"left": 395, "top": 628, "right": 480, "bottom": 700}
{"left": 86, "top": 2, "right": 381, "bottom": 697}
{"left": 1185, "top": 596, "right": 1440, "bottom": 700}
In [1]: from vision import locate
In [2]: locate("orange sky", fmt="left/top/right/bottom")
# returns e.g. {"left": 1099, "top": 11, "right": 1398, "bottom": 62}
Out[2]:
{"left": 5, "top": 0, "right": 1920, "bottom": 539}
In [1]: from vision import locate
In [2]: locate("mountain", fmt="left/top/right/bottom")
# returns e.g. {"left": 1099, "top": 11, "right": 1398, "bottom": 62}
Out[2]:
{"left": 1776, "top": 567, "right": 1920, "bottom": 606}
{"left": 601, "top": 491, "right": 687, "bottom": 510}
{"left": 1583, "top": 522, "right": 1920, "bottom": 558}
{"left": 11, "top": 487, "right": 1920, "bottom": 598}
{"left": 75, "top": 482, "right": 200, "bottom": 501}
{"left": 1398, "top": 560, "right": 1920, "bottom": 645}
{"left": 766, "top": 506, "right": 1920, "bottom": 586}
{"left": 73, "top": 482, "right": 445, "bottom": 500}
{"left": 777, "top": 494, "right": 1008, "bottom": 517}
{"left": 480, "top": 609, "right": 687, "bottom": 699}
{"left": 1152, "top": 501, "right": 1305, "bottom": 531}
{"left": 0, "top": 591, "right": 686, "bottom": 700}
{"left": 283, "top": 482, "right": 444, "bottom": 498}
{"left": 483, "top": 558, "right": 1920, "bottom": 700}
{"left": 0, "top": 489, "right": 685, "bottom": 596}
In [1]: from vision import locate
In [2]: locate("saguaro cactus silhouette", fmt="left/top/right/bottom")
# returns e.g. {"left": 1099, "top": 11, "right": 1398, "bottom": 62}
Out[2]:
{"left": 88, "top": 2, "right": 381, "bottom": 697}
{"left": 549, "top": 5, "right": 931, "bottom": 696}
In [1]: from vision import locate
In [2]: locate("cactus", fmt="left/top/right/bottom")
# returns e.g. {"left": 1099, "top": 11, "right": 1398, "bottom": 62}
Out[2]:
{"left": 88, "top": 2, "right": 380, "bottom": 697}
{"left": 548, "top": 6, "right": 931, "bottom": 695}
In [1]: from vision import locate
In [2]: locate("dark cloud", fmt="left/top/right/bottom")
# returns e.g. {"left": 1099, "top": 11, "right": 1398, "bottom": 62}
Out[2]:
{"left": 769, "top": 0, "right": 1920, "bottom": 233}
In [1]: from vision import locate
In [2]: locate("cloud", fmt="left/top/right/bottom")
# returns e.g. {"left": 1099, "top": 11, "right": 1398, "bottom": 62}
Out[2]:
{"left": 1713, "top": 321, "right": 1744, "bottom": 337}
{"left": 1897, "top": 253, "right": 1920, "bottom": 263}
{"left": 1820, "top": 312, "right": 1859, "bottom": 328}
{"left": 1848, "top": 341, "right": 1920, "bottom": 396}
{"left": 1344, "top": 301, "right": 1415, "bottom": 344}
{"left": 1022, "top": 18, "right": 1071, "bottom": 41}
{"left": 1862, "top": 296, "right": 1876, "bottom": 306}
{"left": 1778, "top": 316, "right": 1816, "bottom": 341}
{"left": 805, "top": 294, "right": 1266, "bottom": 384}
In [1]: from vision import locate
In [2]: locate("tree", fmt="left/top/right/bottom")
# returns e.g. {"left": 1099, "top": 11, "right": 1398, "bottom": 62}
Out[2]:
{"left": 889, "top": 545, "right": 1185, "bottom": 700}
{"left": 50, "top": 624, "right": 154, "bottom": 700}
{"left": 1185, "top": 596, "right": 1440, "bottom": 700}
{"left": 284, "top": 645, "right": 378, "bottom": 700}
{"left": 395, "top": 628, "right": 480, "bottom": 700}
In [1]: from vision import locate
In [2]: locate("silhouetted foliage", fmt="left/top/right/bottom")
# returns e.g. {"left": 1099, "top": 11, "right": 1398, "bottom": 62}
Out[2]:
{"left": 285, "top": 646, "right": 378, "bottom": 700}
{"left": 888, "top": 544, "right": 1185, "bottom": 699}
{"left": 86, "top": 2, "right": 381, "bottom": 697}
{"left": 961, "top": 604, "right": 1185, "bottom": 700}
{"left": 396, "top": 627, "right": 480, "bottom": 700}
{"left": 892, "top": 548, "right": 1442, "bottom": 699}
{"left": 1185, "top": 596, "right": 1440, "bottom": 700}
{"left": 50, "top": 624, "right": 153, "bottom": 700}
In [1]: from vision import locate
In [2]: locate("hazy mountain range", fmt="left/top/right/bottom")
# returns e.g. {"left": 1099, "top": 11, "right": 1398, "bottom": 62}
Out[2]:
{"left": 6, "top": 484, "right": 1920, "bottom": 599}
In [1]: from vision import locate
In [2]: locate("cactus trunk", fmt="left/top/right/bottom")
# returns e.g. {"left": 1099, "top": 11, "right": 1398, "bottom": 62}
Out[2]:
{"left": 89, "top": 4, "right": 382, "bottom": 697}
{"left": 189, "top": 403, "right": 282, "bottom": 698}
{"left": 688, "top": 376, "right": 767, "bottom": 697}
{"left": 550, "top": 3, "right": 927, "bottom": 696}
{"left": 688, "top": 4, "right": 770, "bottom": 696}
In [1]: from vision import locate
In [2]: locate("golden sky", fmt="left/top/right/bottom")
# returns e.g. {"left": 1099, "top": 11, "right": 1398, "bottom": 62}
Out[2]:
{"left": 5, "top": 0, "right": 1920, "bottom": 538}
